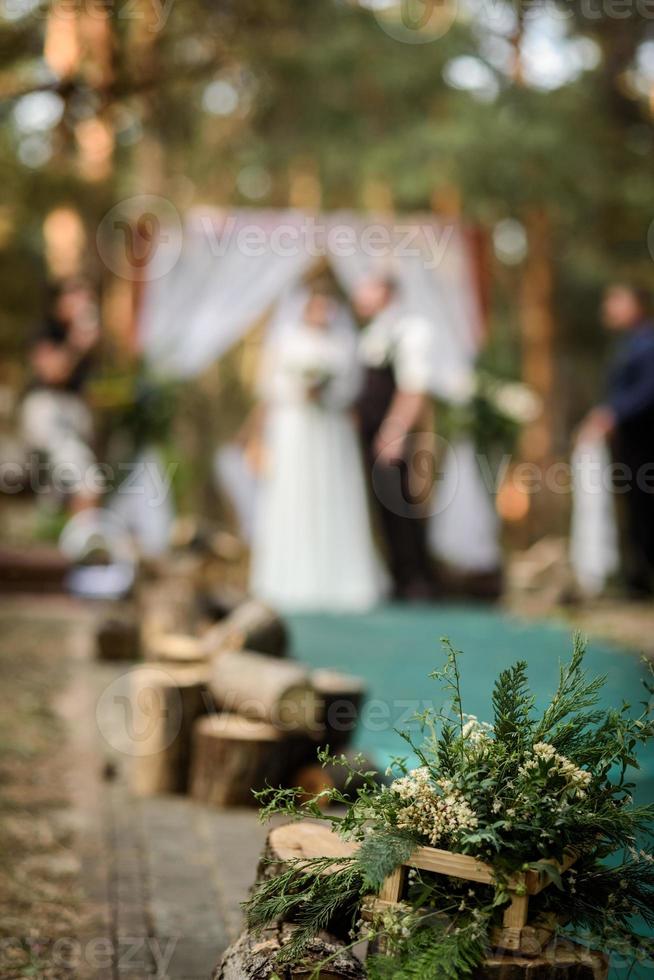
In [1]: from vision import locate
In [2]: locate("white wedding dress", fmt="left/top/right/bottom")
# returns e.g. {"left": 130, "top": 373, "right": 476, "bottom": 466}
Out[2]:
{"left": 250, "top": 322, "right": 383, "bottom": 611}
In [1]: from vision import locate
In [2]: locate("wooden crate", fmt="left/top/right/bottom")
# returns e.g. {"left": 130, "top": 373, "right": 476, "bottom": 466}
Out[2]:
{"left": 368, "top": 845, "right": 578, "bottom": 956}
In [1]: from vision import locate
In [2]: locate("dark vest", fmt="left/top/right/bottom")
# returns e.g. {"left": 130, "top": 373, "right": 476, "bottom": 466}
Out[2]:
{"left": 357, "top": 364, "right": 396, "bottom": 445}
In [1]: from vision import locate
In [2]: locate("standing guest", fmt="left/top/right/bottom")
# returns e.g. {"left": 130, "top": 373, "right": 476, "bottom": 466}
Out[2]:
{"left": 577, "top": 283, "right": 654, "bottom": 597}
{"left": 250, "top": 286, "right": 383, "bottom": 611}
{"left": 353, "top": 276, "right": 436, "bottom": 601}
{"left": 21, "top": 279, "right": 102, "bottom": 513}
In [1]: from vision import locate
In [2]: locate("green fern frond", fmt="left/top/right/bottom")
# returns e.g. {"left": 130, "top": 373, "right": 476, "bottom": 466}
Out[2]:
{"left": 492, "top": 660, "right": 534, "bottom": 750}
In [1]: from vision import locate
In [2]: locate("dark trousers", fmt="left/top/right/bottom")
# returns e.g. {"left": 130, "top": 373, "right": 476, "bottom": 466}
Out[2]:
{"left": 363, "top": 443, "right": 434, "bottom": 597}
{"left": 614, "top": 423, "right": 654, "bottom": 593}
{"left": 358, "top": 365, "right": 433, "bottom": 598}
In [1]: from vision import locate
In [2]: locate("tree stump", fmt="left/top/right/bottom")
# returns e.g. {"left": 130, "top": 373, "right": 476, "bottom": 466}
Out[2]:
{"left": 209, "top": 649, "right": 320, "bottom": 735}
{"left": 138, "top": 573, "right": 199, "bottom": 645}
{"left": 474, "top": 940, "right": 608, "bottom": 979}
{"left": 129, "top": 664, "right": 210, "bottom": 796}
{"left": 96, "top": 616, "right": 141, "bottom": 661}
{"left": 252, "top": 822, "right": 359, "bottom": 942}
{"left": 312, "top": 670, "right": 366, "bottom": 750}
{"left": 215, "top": 923, "right": 366, "bottom": 980}
{"left": 201, "top": 599, "right": 288, "bottom": 658}
{"left": 255, "top": 821, "right": 357, "bottom": 884}
{"left": 189, "top": 714, "right": 311, "bottom": 808}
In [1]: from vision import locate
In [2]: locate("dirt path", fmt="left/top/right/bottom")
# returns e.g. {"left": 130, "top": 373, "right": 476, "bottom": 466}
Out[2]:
{"left": 0, "top": 597, "right": 268, "bottom": 980}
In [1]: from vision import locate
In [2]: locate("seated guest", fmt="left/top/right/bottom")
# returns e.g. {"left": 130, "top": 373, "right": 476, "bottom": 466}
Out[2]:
{"left": 21, "top": 279, "right": 103, "bottom": 513}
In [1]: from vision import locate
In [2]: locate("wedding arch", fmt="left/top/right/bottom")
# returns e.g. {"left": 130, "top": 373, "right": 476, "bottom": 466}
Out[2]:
{"left": 137, "top": 208, "right": 501, "bottom": 574}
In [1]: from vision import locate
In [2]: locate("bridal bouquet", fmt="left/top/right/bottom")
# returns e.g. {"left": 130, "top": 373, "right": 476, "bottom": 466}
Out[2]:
{"left": 284, "top": 344, "right": 337, "bottom": 395}
{"left": 246, "top": 637, "right": 654, "bottom": 978}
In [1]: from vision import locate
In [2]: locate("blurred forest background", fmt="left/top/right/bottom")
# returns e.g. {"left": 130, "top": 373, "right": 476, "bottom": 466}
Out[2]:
{"left": 1, "top": 0, "right": 653, "bottom": 529}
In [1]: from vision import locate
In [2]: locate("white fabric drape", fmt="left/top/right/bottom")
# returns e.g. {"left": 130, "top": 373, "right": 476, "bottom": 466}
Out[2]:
{"left": 429, "top": 440, "right": 502, "bottom": 573}
{"left": 140, "top": 210, "right": 316, "bottom": 378}
{"left": 140, "top": 210, "right": 483, "bottom": 391}
{"left": 140, "top": 208, "right": 500, "bottom": 573}
{"left": 570, "top": 440, "right": 620, "bottom": 596}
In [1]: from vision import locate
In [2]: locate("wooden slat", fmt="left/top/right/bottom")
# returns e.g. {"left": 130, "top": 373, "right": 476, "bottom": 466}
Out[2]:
{"left": 408, "top": 846, "right": 495, "bottom": 884}
{"left": 379, "top": 866, "right": 405, "bottom": 903}
{"left": 502, "top": 893, "right": 529, "bottom": 929}
{"left": 525, "top": 851, "right": 577, "bottom": 895}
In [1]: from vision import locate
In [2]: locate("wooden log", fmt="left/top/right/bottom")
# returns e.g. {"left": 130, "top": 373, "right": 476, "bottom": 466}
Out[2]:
{"left": 0, "top": 545, "right": 70, "bottom": 593}
{"left": 214, "top": 923, "right": 366, "bottom": 980}
{"left": 143, "top": 631, "right": 206, "bottom": 665}
{"left": 201, "top": 599, "right": 288, "bottom": 658}
{"left": 138, "top": 573, "right": 199, "bottom": 643}
{"left": 209, "top": 650, "right": 320, "bottom": 735}
{"left": 197, "top": 583, "right": 248, "bottom": 623}
{"left": 253, "top": 822, "right": 358, "bottom": 943}
{"left": 256, "top": 821, "right": 357, "bottom": 883}
{"left": 95, "top": 616, "right": 141, "bottom": 661}
{"left": 129, "top": 664, "right": 210, "bottom": 797}
{"left": 312, "top": 670, "right": 366, "bottom": 750}
{"left": 189, "top": 714, "right": 312, "bottom": 808}
{"left": 474, "top": 939, "right": 608, "bottom": 979}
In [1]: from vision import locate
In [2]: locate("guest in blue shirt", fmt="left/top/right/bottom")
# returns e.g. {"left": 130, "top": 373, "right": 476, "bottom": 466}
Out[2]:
{"left": 578, "top": 283, "right": 654, "bottom": 596}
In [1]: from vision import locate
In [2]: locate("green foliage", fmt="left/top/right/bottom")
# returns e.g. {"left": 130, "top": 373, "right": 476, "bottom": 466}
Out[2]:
{"left": 367, "top": 916, "right": 489, "bottom": 980}
{"left": 245, "top": 857, "right": 363, "bottom": 963}
{"left": 246, "top": 635, "right": 654, "bottom": 975}
{"left": 356, "top": 830, "right": 417, "bottom": 892}
{"left": 492, "top": 660, "right": 534, "bottom": 753}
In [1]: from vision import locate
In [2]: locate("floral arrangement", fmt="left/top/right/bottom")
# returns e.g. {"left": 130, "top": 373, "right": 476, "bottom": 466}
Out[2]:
{"left": 439, "top": 369, "right": 541, "bottom": 458}
{"left": 245, "top": 636, "right": 654, "bottom": 978}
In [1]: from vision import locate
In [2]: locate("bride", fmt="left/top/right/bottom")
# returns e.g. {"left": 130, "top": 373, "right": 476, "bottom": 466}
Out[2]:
{"left": 250, "top": 284, "right": 383, "bottom": 611}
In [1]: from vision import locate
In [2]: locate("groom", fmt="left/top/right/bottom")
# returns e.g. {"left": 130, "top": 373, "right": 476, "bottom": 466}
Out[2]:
{"left": 353, "top": 276, "right": 436, "bottom": 601}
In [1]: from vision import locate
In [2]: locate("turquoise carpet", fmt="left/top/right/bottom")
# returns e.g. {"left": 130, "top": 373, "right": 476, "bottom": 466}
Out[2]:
{"left": 288, "top": 603, "right": 653, "bottom": 978}
{"left": 288, "top": 603, "right": 654, "bottom": 803}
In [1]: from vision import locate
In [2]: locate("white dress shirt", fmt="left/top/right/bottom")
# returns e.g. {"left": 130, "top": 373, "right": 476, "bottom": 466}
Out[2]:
{"left": 358, "top": 304, "right": 434, "bottom": 395}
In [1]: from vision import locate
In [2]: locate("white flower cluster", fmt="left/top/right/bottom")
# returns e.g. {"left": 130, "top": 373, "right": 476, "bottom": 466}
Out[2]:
{"left": 519, "top": 741, "right": 592, "bottom": 798}
{"left": 462, "top": 714, "right": 494, "bottom": 746}
{"left": 392, "top": 767, "right": 478, "bottom": 846}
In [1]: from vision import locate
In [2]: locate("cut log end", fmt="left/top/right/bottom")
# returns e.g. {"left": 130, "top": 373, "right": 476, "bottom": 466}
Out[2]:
{"left": 189, "top": 714, "right": 311, "bottom": 808}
